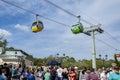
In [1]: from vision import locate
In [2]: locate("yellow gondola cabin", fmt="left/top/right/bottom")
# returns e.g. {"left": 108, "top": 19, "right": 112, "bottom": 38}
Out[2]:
{"left": 31, "top": 20, "right": 44, "bottom": 33}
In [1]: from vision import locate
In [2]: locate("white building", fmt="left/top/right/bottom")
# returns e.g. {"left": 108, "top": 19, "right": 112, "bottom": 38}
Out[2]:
{"left": 0, "top": 47, "right": 33, "bottom": 67}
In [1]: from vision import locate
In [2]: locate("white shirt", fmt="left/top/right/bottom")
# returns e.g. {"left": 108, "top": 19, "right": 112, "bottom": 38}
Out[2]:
{"left": 57, "top": 67, "right": 63, "bottom": 77}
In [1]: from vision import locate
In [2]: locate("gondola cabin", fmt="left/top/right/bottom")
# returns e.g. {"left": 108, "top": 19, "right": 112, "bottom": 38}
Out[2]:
{"left": 31, "top": 20, "right": 44, "bottom": 33}
{"left": 71, "top": 22, "right": 84, "bottom": 34}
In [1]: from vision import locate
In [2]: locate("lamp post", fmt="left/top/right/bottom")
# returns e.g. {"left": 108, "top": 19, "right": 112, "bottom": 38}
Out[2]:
{"left": 99, "top": 54, "right": 108, "bottom": 67}
{"left": 56, "top": 53, "right": 66, "bottom": 64}
{"left": 56, "top": 53, "right": 59, "bottom": 58}
{"left": 62, "top": 53, "right": 65, "bottom": 62}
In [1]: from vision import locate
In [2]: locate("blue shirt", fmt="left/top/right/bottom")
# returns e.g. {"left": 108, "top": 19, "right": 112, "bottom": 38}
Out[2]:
{"left": 28, "top": 74, "right": 35, "bottom": 80}
{"left": 109, "top": 72, "right": 120, "bottom": 80}
{"left": 21, "top": 72, "right": 30, "bottom": 80}
{"left": 0, "top": 74, "right": 7, "bottom": 80}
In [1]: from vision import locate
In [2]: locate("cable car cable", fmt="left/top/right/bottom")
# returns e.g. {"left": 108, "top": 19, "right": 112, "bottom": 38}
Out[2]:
{"left": 0, "top": 0, "right": 70, "bottom": 28}
{"left": 44, "top": 0, "right": 77, "bottom": 18}
{"left": 0, "top": 0, "right": 35, "bottom": 15}
{"left": 96, "top": 38, "right": 119, "bottom": 51}
{"left": 98, "top": 29, "right": 120, "bottom": 49}
{"left": 44, "top": 0, "right": 94, "bottom": 25}
{"left": 104, "top": 31, "right": 120, "bottom": 44}
{"left": 39, "top": 14, "right": 70, "bottom": 27}
{"left": 95, "top": 37, "right": 120, "bottom": 51}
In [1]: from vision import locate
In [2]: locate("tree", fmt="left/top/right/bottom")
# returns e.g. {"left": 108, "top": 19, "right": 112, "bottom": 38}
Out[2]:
{"left": 33, "top": 58, "right": 43, "bottom": 66}
{"left": 0, "top": 41, "right": 3, "bottom": 47}
{"left": 0, "top": 39, "right": 8, "bottom": 47}
{"left": 6, "top": 47, "right": 15, "bottom": 50}
{"left": 31, "top": 54, "right": 114, "bottom": 69}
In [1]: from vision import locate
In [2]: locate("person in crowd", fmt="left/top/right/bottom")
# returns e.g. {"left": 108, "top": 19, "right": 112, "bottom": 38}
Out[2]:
{"left": 44, "top": 69, "right": 51, "bottom": 80}
{"left": 74, "top": 67, "right": 79, "bottom": 80}
{"left": 79, "top": 67, "right": 88, "bottom": 80}
{"left": 50, "top": 66, "right": 57, "bottom": 80}
{"left": 99, "top": 67, "right": 107, "bottom": 80}
{"left": 107, "top": 63, "right": 118, "bottom": 78}
{"left": 28, "top": 71, "right": 36, "bottom": 80}
{"left": 0, "top": 69, "right": 7, "bottom": 80}
{"left": 2, "top": 63, "right": 11, "bottom": 80}
{"left": 12, "top": 64, "right": 21, "bottom": 80}
{"left": 18, "top": 64, "right": 23, "bottom": 73}
{"left": 84, "top": 69, "right": 91, "bottom": 80}
{"left": 0, "top": 65, "right": 3, "bottom": 75}
{"left": 86, "top": 68, "right": 99, "bottom": 80}
{"left": 36, "top": 67, "right": 44, "bottom": 80}
{"left": 68, "top": 67, "right": 76, "bottom": 80}
{"left": 56, "top": 66, "right": 63, "bottom": 80}
{"left": 79, "top": 69, "right": 87, "bottom": 80}
{"left": 108, "top": 65, "right": 120, "bottom": 80}
{"left": 62, "top": 68, "right": 69, "bottom": 80}
{"left": 21, "top": 68, "right": 29, "bottom": 80}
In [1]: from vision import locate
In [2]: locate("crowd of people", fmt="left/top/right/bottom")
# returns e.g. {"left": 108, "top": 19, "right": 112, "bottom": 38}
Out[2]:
{"left": 0, "top": 63, "right": 120, "bottom": 80}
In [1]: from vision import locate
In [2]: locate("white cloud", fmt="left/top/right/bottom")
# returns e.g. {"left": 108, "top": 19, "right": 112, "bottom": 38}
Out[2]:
{"left": 14, "top": 24, "right": 30, "bottom": 32}
{"left": 0, "top": 29, "right": 12, "bottom": 39}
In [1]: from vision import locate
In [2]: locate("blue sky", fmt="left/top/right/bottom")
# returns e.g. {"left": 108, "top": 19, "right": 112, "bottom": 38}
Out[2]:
{"left": 0, "top": 0, "right": 120, "bottom": 60}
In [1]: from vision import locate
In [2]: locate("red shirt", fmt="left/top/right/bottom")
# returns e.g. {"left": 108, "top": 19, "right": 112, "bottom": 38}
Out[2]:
{"left": 69, "top": 71, "right": 76, "bottom": 80}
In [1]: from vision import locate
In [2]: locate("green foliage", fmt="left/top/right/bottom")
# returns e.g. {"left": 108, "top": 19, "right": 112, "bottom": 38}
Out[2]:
{"left": 0, "top": 39, "right": 8, "bottom": 47}
{"left": 96, "top": 58, "right": 114, "bottom": 69}
{"left": 6, "top": 47, "right": 15, "bottom": 50}
{"left": 33, "top": 58, "right": 43, "bottom": 66}
{"left": 32, "top": 55, "right": 114, "bottom": 70}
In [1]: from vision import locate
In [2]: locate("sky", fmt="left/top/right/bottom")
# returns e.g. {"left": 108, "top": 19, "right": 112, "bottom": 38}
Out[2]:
{"left": 0, "top": 0, "right": 120, "bottom": 60}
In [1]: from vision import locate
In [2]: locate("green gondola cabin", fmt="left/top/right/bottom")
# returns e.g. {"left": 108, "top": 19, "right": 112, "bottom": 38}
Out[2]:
{"left": 71, "top": 22, "right": 84, "bottom": 34}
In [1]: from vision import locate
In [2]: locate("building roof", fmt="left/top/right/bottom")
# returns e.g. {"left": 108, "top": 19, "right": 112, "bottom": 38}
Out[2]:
{"left": 6, "top": 49, "right": 29, "bottom": 56}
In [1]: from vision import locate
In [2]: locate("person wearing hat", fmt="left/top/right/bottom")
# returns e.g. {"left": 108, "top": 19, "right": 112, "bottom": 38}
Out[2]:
{"left": 108, "top": 65, "right": 120, "bottom": 80}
